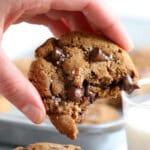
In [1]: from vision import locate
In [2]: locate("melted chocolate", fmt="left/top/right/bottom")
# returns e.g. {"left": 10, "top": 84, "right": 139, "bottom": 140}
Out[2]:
{"left": 122, "top": 75, "right": 139, "bottom": 94}
{"left": 46, "top": 47, "right": 65, "bottom": 66}
{"left": 89, "top": 47, "right": 112, "bottom": 62}
{"left": 51, "top": 47, "right": 63, "bottom": 61}
{"left": 85, "top": 84, "right": 96, "bottom": 103}
{"left": 83, "top": 80, "right": 96, "bottom": 103}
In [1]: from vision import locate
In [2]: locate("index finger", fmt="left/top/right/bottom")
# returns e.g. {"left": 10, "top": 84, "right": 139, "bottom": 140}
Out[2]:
{"left": 51, "top": 0, "right": 133, "bottom": 50}
{"left": 0, "top": 52, "right": 46, "bottom": 123}
{"left": 83, "top": 1, "right": 133, "bottom": 50}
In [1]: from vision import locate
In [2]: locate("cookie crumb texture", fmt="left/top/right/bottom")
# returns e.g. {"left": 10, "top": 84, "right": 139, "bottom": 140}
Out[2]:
{"left": 29, "top": 32, "right": 138, "bottom": 139}
{"left": 14, "top": 142, "right": 81, "bottom": 150}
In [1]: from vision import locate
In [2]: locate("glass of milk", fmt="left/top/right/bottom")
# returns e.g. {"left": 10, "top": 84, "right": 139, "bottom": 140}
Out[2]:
{"left": 122, "top": 78, "right": 150, "bottom": 150}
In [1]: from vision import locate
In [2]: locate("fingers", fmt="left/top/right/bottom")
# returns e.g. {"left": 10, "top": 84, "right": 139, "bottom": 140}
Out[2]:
{"left": 14, "top": 0, "right": 132, "bottom": 50}
{"left": 50, "top": 0, "right": 133, "bottom": 50}
{"left": 50, "top": 0, "right": 89, "bottom": 11}
{"left": 48, "top": 19, "right": 70, "bottom": 37}
{"left": 27, "top": 13, "right": 93, "bottom": 37}
{"left": 82, "top": 1, "right": 133, "bottom": 50}
{"left": 26, "top": 14, "right": 70, "bottom": 37}
{"left": 65, "top": 12, "right": 93, "bottom": 32}
{"left": 0, "top": 53, "right": 46, "bottom": 123}
{"left": 47, "top": 11, "right": 93, "bottom": 33}
{"left": 4, "top": 0, "right": 132, "bottom": 49}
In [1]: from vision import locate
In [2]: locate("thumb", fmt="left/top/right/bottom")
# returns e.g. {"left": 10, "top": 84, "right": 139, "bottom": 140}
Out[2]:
{"left": 0, "top": 52, "right": 46, "bottom": 124}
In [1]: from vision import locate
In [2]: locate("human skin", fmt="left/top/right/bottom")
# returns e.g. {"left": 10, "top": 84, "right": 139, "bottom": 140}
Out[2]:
{"left": 0, "top": 0, "right": 133, "bottom": 124}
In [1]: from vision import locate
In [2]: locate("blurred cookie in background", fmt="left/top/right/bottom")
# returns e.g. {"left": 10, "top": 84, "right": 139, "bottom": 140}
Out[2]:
{"left": 0, "top": 96, "right": 11, "bottom": 112}
{"left": 13, "top": 58, "right": 34, "bottom": 78}
{"left": 80, "top": 100, "right": 120, "bottom": 124}
{"left": 14, "top": 142, "right": 81, "bottom": 150}
{"left": 130, "top": 49, "right": 150, "bottom": 78}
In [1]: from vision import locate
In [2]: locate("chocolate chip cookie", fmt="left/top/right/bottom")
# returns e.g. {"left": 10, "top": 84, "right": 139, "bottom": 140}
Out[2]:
{"left": 15, "top": 142, "right": 81, "bottom": 150}
{"left": 29, "top": 32, "right": 139, "bottom": 139}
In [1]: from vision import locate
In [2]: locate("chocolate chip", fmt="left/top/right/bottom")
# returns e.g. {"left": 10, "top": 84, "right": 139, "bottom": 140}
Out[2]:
{"left": 45, "top": 53, "right": 51, "bottom": 62}
{"left": 84, "top": 82, "right": 96, "bottom": 103}
{"left": 64, "top": 145, "right": 69, "bottom": 148}
{"left": 83, "top": 80, "right": 89, "bottom": 87}
{"left": 89, "top": 92, "right": 96, "bottom": 103}
{"left": 122, "top": 75, "right": 139, "bottom": 94}
{"left": 67, "top": 87, "right": 84, "bottom": 102}
{"left": 45, "top": 47, "right": 64, "bottom": 63}
{"left": 51, "top": 47, "right": 64, "bottom": 61}
{"left": 89, "top": 47, "right": 112, "bottom": 62}
{"left": 83, "top": 80, "right": 96, "bottom": 103}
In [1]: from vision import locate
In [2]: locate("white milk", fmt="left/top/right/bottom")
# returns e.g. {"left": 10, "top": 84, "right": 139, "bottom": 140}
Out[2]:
{"left": 125, "top": 101, "right": 150, "bottom": 150}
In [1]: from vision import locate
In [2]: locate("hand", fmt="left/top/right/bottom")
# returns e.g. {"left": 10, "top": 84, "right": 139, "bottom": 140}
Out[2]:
{"left": 0, "top": 0, "right": 132, "bottom": 124}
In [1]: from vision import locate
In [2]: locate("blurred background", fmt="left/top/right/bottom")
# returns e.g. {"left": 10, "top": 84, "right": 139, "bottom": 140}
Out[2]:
{"left": 107, "top": 0, "right": 150, "bottom": 19}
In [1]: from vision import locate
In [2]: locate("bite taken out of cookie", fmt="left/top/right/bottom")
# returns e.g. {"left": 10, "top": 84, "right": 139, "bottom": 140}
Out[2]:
{"left": 29, "top": 32, "right": 139, "bottom": 139}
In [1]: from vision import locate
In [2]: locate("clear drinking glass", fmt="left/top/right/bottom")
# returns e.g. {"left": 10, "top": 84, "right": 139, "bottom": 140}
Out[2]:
{"left": 122, "top": 78, "right": 150, "bottom": 150}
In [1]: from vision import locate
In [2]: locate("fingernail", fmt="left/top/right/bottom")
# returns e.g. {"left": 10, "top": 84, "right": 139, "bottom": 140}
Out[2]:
{"left": 21, "top": 104, "right": 45, "bottom": 124}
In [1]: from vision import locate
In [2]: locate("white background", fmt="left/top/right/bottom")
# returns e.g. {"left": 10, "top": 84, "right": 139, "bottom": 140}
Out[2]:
{"left": 107, "top": 0, "right": 150, "bottom": 19}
